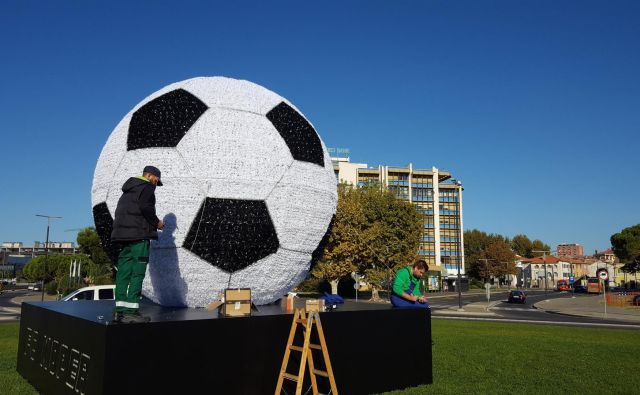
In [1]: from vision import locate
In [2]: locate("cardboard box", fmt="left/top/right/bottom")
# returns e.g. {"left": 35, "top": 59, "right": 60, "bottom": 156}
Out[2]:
{"left": 221, "top": 288, "right": 252, "bottom": 317}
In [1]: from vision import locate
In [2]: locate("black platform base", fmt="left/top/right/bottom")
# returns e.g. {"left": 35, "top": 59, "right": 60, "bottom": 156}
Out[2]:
{"left": 17, "top": 299, "right": 432, "bottom": 394}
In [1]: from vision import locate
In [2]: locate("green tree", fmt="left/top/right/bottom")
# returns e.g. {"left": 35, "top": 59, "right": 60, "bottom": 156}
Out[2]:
{"left": 620, "top": 258, "right": 640, "bottom": 276}
{"left": 611, "top": 224, "right": 640, "bottom": 262}
{"left": 77, "top": 227, "right": 114, "bottom": 284}
{"left": 313, "top": 183, "right": 422, "bottom": 298}
{"left": 22, "top": 253, "right": 90, "bottom": 295}
{"left": 77, "top": 227, "right": 111, "bottom": 266}
{"left": 359, "top": 185, "right": 422, "bottom": 299}
{"left": 531, "top": 239, "right": 551, "bottom": 256}
{"left": 472, "top": 240, "right": 517, "bottom": 285}
{"left": 611, "top": 224, "right": 640, "bottom": 274}
{"left": 312, "top": 184, "right": 365, "bottom": 294}
{"left": 464, "top": 229, "right": 510, "bottom": 278}
{"left": 511, "top": 234, "right": 533, "bottom": 257}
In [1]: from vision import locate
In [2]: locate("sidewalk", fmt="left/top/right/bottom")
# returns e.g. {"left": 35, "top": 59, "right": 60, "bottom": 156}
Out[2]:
{"left": 0, "top": 292, "right": 58, "bottom": 322}
{"left": 11, "top": 292, "right": 58, "bottom": 304}
{"left": 533, "top": 295, "right": 640, "bottom": 323}
{"left": 432, "top": 304, "right": 497, "bottom": 317}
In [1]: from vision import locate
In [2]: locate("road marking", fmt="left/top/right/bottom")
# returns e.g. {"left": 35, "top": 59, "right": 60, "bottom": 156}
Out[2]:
{"left": 433, "top": 315, "right": 640, "bottom": 329}
{"left": 491, "top": 307, "right": 542, "bottom": 312}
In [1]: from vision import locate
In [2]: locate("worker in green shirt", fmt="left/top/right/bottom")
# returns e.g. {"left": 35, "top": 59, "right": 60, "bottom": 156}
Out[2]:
{"left": 390, "top": 260, "right": 430, "bottom": 309}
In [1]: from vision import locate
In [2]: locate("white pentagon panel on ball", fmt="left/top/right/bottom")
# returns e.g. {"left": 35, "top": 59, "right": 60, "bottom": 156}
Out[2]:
{"left": 92, "top": 115, "right": 132, "bottom": 207}
{"left": 91, "top": 183, "right": 110, "bottom": 210}
{"left": 142, "top": 247, "right": 231, "bottom": 307}
{"left": 148, "top": 179, "right": 203, "bottom": 248}
{"left": 143, "top": 247, "right": 188, "bottom": 307}
{"left": 177, "top": 107, "right": 293, "bottom": 201}
{"left": 228, "top": 249, "right": 312, "bottom": 305}
{"left": 266, "top": 160, "right": 337, "bottom": 254}
{"left": 182, "top": 77, "right": 285, "bottom": 115}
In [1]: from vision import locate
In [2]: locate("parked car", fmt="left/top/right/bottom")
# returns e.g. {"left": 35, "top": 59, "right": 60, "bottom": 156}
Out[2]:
{"left": 508, "top": 290, "right": 527, "bottom": 304}
{"left": 634, "top": 295, "right": 640, "bottom": 307}
{"left": 573, "top": 285, "right": 587, "bottom": 293}
{"left": 556, "top": 280, "right": 570, "bottom": 292}
{"left": 61, "top": 285, "right": 115, "bottom": 301}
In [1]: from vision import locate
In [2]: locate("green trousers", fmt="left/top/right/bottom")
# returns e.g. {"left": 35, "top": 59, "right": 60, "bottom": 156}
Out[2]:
{"left": 114, "top": 240, "right": 149, "bottom": 314}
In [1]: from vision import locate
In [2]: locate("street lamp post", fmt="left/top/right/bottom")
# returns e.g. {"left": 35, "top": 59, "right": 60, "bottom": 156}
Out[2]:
{"left": 457, "top": 257, "right": 463, "bottom": 309}
{"left": 450, "top": 178, "right": 465, "bottom": 310}
{"left": 36, "top": 214, "right": 62, "bottom": 301}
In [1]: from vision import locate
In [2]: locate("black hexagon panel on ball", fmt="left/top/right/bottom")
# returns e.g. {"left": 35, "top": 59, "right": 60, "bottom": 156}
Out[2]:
{"left": 92, "top": 77, "right": 337, "bottom": 307}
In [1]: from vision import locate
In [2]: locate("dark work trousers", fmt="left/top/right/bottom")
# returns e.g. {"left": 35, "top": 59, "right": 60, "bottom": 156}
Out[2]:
{"left": 390, "top": 282, "right": 430, "bottom": 309}
{"left": 114, "top": 240, "right": 149, "bottom": 314}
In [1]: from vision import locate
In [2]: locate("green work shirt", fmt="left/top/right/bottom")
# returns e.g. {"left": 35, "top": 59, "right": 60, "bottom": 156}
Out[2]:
{"left": 392, "top": 266, "right": 423, "bottom": 297}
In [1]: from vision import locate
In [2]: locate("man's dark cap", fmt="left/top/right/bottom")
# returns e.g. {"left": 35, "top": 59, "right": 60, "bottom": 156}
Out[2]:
{"left": 143, "top": 165, "right": 163, "bottom": 186}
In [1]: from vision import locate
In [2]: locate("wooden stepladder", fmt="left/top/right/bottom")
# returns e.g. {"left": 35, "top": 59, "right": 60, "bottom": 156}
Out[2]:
{"left": 275, "top": 308, "right": 338, "bottom": 395}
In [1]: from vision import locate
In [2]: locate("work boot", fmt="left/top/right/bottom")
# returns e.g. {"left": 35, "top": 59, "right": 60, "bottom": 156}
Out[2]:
{"left": 122, "top": 312, "right": 151, "bottom": 324}
{"left": 112, "top": 312, "right": 123, "bottom": 324}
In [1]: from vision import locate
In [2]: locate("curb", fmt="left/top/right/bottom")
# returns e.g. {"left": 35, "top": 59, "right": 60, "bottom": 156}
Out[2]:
{"left": 432, "top": 309, "right": 496, "bottom": 317}
{"left": 533, "top": 301, "right": 640, "bottom": 323}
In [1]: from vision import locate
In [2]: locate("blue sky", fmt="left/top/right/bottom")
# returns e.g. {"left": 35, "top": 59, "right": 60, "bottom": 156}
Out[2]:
{"left": 1, "top": 0, "right": 638, "bottom": 255}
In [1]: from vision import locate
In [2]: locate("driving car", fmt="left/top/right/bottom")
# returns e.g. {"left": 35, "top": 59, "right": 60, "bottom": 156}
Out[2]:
{"left": 573, "top": 285, "right": 587, "bottom": 293}
{"left": 508, "top": 290, "right": 527, "bottom": 304}
{"left": 61, "top": 285, "right": 115, "bottom": 301}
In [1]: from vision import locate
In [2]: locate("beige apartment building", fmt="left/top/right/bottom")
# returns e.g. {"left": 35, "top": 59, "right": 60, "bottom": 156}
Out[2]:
{"left": 331, "top": 154, "right": 464, "bottom": 291}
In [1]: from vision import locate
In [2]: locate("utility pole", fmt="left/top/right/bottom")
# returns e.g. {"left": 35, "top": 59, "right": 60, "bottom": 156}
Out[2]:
{"left": 36, "top": 214, "right": 62, "bottom": 301}
{"left": 455, "top": 180, "right": 464, "bottom": 310}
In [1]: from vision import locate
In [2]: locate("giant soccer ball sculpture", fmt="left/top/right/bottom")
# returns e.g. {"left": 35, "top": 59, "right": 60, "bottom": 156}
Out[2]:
{"left": 91, "top": 77, "right": 336, "bottom": 307}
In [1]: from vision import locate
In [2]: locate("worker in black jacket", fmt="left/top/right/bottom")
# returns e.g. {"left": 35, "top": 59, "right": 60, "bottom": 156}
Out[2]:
{"left": 111, "top": 165, "right": 165, "bottom": 324}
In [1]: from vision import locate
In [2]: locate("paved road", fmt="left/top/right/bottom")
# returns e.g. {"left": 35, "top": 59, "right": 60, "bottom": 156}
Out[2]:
{"left": 0, "top": 289, "right": 30, "bottom": 322}
{"left": 429, "top": 290, "right": 640, "bottom": 329}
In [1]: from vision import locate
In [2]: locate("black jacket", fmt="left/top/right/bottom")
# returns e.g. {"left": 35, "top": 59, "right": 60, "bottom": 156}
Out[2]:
{"left": 111, "top": 177, "right": 160, "bottom": 242}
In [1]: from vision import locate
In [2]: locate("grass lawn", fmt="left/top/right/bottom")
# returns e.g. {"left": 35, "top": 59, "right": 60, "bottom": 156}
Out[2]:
{"left": 0, "top": 323, "right": 37, "bottom": 395}
{"left": 382, "top": 319, "right": 640, "bottom": 395}
{"left": 2, "top": 319, "right": 639, "bottom": 395}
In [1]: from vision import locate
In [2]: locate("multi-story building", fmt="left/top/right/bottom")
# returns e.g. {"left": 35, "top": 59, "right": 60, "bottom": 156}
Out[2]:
{"left": 593, "top": 248, "right": 617, "bottom": 264}
{"left": 332, "top": 155, "right": 464, "bottom": 291}
{"left": 1, "top": 241, "right": 76, "bottom": 278}
{"left": 557, "top": 243, "right": 584, "bottom": 257}
{"left": 1, "top": 241, "right": 76, "bottom": 258}
{"left": 520, "top": 254, "right": 627, "bottom": 288}
{"left": 521, "top": 255, "right": 572, "bottom": 288}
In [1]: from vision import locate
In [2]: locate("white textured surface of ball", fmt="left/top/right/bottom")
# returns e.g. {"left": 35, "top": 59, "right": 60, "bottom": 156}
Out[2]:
{"left": 92, "top": 77, "right": 336, "bottom": 307}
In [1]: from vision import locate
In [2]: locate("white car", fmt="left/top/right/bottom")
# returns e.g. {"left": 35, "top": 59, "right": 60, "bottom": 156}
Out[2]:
{"left": 61, "top": 285, "right": 115, "bottom": 301}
